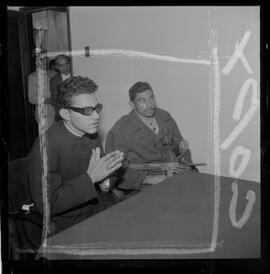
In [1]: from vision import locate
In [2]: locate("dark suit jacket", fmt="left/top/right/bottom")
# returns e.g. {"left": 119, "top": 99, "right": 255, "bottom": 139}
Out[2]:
{"left": 105, "top": 108, "right": 193, "bottom": 190}
{"left": 28, "top": 121, "right": 111, "bottom": 234}
{"left": 50, "top": 73, "right": 63, "bottom": 104}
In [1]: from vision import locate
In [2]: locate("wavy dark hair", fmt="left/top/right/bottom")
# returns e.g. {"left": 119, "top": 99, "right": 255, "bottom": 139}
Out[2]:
{"left": 55, "top": 54, "right": 70, "bottom": 64}
{"left": 56, "top": 76, "right": 98, "bottom": 109}
{"left": 129, "top": 81, "right": 153, "bottom": 102}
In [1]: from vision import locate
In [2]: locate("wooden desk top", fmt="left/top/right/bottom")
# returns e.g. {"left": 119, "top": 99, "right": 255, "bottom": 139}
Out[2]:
{"left": 38, "top": 172, "right": 260, "bottom": 259}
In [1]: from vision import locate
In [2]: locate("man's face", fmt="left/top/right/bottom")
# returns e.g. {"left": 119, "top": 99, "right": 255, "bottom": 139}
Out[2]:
{"left": 132, "top": 89, "right": 156, "bottom": 117}
{"left": 66, "top": 93, "right": 100, "bottom": 135}
{"left": 55, "top": 57, "right": 70, "bottom": 75}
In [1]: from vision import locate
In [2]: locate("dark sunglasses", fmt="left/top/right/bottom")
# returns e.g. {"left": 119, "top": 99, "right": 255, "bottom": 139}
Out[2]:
{"left": 66, "top": 103, "right": 103, "bottom": 116}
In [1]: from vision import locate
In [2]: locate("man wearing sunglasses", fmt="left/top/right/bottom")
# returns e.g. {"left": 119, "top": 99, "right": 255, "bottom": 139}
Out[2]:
{"left": 105, "top": 81, "right": 197, "bottom": 201}
{"left": 28, "top": 76, "right": 123, "bottom": 237}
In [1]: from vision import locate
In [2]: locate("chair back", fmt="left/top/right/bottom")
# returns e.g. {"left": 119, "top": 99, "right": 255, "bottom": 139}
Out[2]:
{"left": 8, "top": 157, "right": 42, "bottom": 259}
{"left": 8, "top": 157, "right": 31, "bottom": 213}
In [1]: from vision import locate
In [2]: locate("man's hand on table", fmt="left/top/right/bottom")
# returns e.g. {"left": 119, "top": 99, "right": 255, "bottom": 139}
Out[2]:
{"left": 142, "top": 174, "right": 167, "bottom": 185}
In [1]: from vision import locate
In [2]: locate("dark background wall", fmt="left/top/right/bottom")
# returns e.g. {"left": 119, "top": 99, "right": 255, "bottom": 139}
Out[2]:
{"left": 7, "top": 11, "right": 35, "bottom": 160}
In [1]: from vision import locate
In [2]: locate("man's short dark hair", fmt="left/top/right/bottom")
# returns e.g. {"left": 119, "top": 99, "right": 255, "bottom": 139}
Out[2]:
{"left": 56, "top": 76, "right": 98, "bottom": 109}
{"left": 49, "top": 58, "right": 56, "bottom": 70}
{"left": 55, "top": 54, "right": 70, "bottom": 64}
{"left": 129, "top": 81, "right": 153, "bottom": 102}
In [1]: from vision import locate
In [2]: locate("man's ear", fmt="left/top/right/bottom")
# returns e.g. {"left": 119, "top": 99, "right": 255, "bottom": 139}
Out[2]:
{"left": 59, "top": 108, "right": 70, "bottom": 121}
{"left": 129, "top": 101, "right": 135, "bottom": 109}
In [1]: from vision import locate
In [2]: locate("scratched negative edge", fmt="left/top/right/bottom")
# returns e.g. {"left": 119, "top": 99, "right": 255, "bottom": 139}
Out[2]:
{"left": 40, "top": 14, "right": 219, "bottom": 257}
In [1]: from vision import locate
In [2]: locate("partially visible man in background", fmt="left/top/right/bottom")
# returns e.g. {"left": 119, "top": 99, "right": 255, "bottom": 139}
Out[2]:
{"left": 50, "top": 55, "right": 71, "bottom": 100}
{"left": 50, "top": 54, "right": 71, "bottom": 121}
{"left": 28, "top": 53, "right": 57, "bottom": 131}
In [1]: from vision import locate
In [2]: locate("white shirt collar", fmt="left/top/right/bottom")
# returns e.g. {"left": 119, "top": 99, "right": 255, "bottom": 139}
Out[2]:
{"left": 61, "top": 73, "right": 71, "bottom": 81}
{"left": 63, "top": 121, "right": 83, "bottom": 137}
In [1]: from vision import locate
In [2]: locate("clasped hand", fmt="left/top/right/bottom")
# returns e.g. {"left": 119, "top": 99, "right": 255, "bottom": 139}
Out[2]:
{"left": 87, "top": 147, "right": 124, "bottom": 184}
